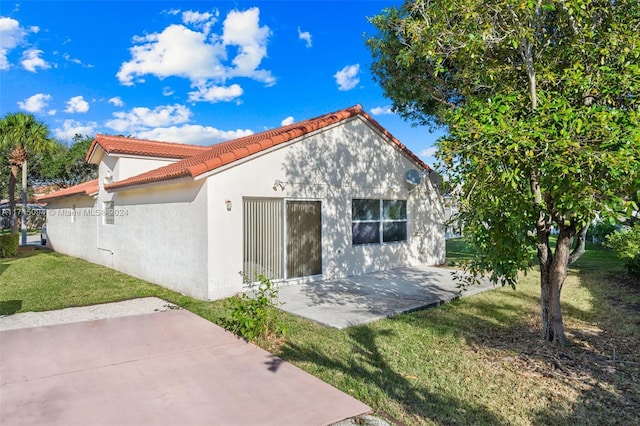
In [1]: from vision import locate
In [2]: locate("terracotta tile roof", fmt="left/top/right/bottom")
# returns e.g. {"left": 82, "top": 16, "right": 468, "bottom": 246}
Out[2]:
{"left": 86, "top": 134, "right": 210, "bottom": 163}
{"left": 105, "top": 105, "right": 431, "bottom": 191}
{"left": 36, "top": 179, "right": 99, "bottom": 202}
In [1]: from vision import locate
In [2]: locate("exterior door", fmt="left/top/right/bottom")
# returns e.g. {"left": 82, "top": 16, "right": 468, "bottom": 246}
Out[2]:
{"left": 243, "top": 198, "right": 284, "bottom": 281}
{"left": 286, "top": 201, "right": 322, "bottom": 279}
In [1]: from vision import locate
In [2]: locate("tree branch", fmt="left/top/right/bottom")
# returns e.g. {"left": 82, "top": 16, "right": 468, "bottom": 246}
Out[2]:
{"left": 568, "top": 224, "right": 589, "bottom": 265}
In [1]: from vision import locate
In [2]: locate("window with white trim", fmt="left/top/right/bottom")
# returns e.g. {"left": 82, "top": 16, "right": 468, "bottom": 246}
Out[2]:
{"left": 103, "top": 201, "right": 114, "bottom": 225}
{"left": 352, "top": 199, "right": 407, "bottom": 245}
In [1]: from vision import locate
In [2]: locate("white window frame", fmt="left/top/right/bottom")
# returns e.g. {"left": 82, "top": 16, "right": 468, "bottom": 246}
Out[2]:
{"left": 352, "top": 199, "right": 408, "bottom": 246}
{"left": 103, "top": 201, "right": 114, "bottom": 225}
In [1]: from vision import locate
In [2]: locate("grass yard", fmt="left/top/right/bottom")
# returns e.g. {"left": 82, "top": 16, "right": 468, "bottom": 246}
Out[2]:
{"left": 1, "top": 242, "right": 639, "bottom": 425}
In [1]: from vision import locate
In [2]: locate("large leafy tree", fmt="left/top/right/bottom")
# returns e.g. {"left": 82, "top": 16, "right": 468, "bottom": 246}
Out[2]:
{"left": 368, "top": 0, "right": 640, "bottom": 346}
{"left": 32, "top": 134, "right": 98, "bottom": 188}
{"left": 0, "top": 113, "right": 55, "bottom": 240}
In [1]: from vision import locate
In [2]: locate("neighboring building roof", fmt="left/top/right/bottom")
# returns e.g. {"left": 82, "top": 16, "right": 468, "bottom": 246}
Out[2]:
{"left": 105, "top": 105, "right": 430, "bottom": 191}
{"left": 86, "top": 134, "right": 210, "bottom": 163}
{"left": 36, "top": 179, "right": 99, "bottom": 202}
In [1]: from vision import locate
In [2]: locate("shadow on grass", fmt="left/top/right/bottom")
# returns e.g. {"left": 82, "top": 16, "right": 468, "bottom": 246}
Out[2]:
{"left": 402, "top": 276, "right": 639, "bottom": 424}
{"left": 1, "top": 248, "right": 47, "bottom": 276}
{"left": 278, "top": 270, "right": 639, "bottom": 424}
{"left": 279, "top": 325, "right": 511, "bottom": 425}
{"left": 0, "top": 299, "right": 22, "bottom": 315}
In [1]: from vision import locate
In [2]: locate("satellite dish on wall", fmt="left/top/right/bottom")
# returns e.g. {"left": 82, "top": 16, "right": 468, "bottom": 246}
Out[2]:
{"left": 405, "top": 169, "right": 422, "bottom": 187}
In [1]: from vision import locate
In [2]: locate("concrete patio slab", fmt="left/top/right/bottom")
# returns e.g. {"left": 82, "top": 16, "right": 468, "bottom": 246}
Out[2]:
{"left": 0, "top": 309, "right": 370, "bottom": 426}
{"left": 277, "top": 265, "right": 495, "bottom": 328}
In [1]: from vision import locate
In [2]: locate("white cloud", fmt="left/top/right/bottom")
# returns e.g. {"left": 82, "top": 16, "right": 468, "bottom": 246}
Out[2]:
{"left": 53, "top": 119, "right": 98, "bottom": 141}
{"left": 64, "top": 96, "right": 90, "bottom": 113}
{"left": 136, "top": 124, "right": 253, "bottom": 145}
{"left": 117, "top": 7, "right": 274, "bottom": 102}
{"left": 29, "top": 26, "right": 39, "bottom": 33}
{"left": 21, "top": 48, "right": 49, "bottom": 72}
{"left": 420, "top": 146, "right": 438, "bottom": 158}
{"left": 188, "top": 83, "right": 243, "bottom": 103}
{"left": 117, "top": 24, "right": 227, "bottom": 86}
{"left": 17, "top": 93, "right": 52, "bottom": 113}
{"left": 62, "top": 52, "right": 92, "bottom": 67}
{"left": 281, "top": 116, "right": 294, "bottom": 126}
{"left": 334, "top": 64, "right": 360, "bottom": 91}
{"left": 162, "top": 86, "right": 174, "bottom": 96}
{"left": 297, "top": 27, "right": 312, "bottom": 48}
{"left": 182, "top": 10, "right": 218, "bottom": 36}
{"left": 63, "top": 53, "right": 81, "bottom": 64}
{"left": 371, "top": 105, "right": 394, "bottom": 116}
{"left": 105, "top": 104, "right": 192, "bottom": 133}
{"left": 0, "top": 17, "right": 26, "bottom": 69}
{"left": 182, "top": 10, "right": 215, "bottom": 24}
{"left": 222, "top": 8, "right": 274, "bottom": 84}
{"left": 108, "top": 97, "right": 124, "bottom": 107}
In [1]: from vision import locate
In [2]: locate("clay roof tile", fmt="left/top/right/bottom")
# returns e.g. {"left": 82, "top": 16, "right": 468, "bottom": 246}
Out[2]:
{"left": 86, "top": 135, "right": 209, "bottom": 162}
{"left": 104, "top": 105, "right": 430, "bottom": 191}
{"left": 36, "top": 179, "right": 99, "bottom": 202}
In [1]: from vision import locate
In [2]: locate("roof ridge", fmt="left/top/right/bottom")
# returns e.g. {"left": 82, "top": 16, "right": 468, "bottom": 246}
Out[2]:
{"left": 94, "top": 134, "right": 210, "bottom": 149}
{"left": 36, "top": 178, "right": 99, "bottom": 202}
{"left": 104, "top": 104, "right": 429, "bottom": 191}
{"left": 86, "top": 134, "right": 210, "bottom": 163}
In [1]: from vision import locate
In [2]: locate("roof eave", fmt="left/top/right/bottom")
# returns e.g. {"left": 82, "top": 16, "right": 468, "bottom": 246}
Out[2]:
{"left": 104, "top": 174, "right": 193, "bottom": 192}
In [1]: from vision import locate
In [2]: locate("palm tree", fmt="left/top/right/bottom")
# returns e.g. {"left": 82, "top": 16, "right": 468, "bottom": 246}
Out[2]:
{"left": 0, "top": 113, "right": 54, "bottom": 244}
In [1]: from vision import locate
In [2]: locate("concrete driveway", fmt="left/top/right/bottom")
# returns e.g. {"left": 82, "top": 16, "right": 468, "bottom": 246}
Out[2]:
{"left": 0, "top": 309, "right": 369, "bottom": 425}
{"left": 277, "top": 265, "right": 495, "bottom": 328}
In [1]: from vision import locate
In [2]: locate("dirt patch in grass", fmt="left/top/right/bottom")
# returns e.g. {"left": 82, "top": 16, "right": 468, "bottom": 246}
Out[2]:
{"left": 449, "top": 272, "right": 640, "bottom": 425}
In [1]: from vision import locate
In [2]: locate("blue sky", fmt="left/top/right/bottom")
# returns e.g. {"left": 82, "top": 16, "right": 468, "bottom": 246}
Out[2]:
{"left": 0, "top": 1, "right": 445, "bottom": 167}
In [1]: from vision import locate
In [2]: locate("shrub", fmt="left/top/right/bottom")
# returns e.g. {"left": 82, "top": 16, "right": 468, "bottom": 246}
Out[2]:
{"left": 0, "top": 234, "right": 19, "bottom": 258}
{"left": 220, "top": 275, "right": 285, "bottom": 341}
{"left": 605, "top": 224, "right": 640, "bottom": 276}
{"left": 587, "top": 221, "right": 618, "bottom": 245}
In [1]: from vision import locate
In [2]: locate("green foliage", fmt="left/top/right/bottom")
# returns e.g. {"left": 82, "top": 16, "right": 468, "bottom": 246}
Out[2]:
{"left": 605, "top": 225, "right": 640, "bottom": 276}
{"left": 368, "top": 0, "right": 640, "bottom": 344}
{"left": 32, "top": 135, "right": 97, "bottom": 187}
{"left": 0, "top": 112, "right": 55, "bottom": 233}
{"left": 220, "top": 275, "right": 285, "bottom": 341}
{"left": 587, "top": 221, "right": 618, "bottom": 245}
{"left": 367, "top": 0, "right": 640, "bottom": 283}
{"left": 0, "top": 234, "right": 19, "bottom": 258}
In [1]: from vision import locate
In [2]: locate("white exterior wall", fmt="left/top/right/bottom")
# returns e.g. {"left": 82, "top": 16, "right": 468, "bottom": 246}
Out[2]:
{"left": 44, "top": 116, "right": 445, "bottom": 301}
{"left": 115, "top": 157, "right": 177, "bottom": 181}
{"left": 205, "top": 116, "right": 445, "bottom": 299}
{"left": 109, "top": 180, "right": 209, "bottom": 299}
{"left": 44, "top": 151, "right": 209, "bottom": 299}
{"left": 45, "top": 196, "right": 98, "bottom": 261}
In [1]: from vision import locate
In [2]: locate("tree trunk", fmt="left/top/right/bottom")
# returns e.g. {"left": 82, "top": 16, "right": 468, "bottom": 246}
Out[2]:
{"left": 9, "top": 165, "right": 18, "bottom": 234}
{"left": 539, "top": 227, "right": 575, "bottom": 346}
{"left": 21, "top": 159, "right": 28, "bottom": 245}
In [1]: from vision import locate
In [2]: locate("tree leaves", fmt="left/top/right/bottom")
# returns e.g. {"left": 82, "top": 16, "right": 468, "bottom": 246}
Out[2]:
{"left": 367, "top": 0, "right": 640, "bottom": 284}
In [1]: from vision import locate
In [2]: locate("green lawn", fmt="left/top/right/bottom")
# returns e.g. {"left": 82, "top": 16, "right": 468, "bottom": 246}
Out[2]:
{"left": 1, "top": 242, "right": 639, "bottom": 425}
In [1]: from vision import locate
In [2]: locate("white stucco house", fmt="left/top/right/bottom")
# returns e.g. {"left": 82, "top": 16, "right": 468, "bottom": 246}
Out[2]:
{"left": 38, "top": 105, "right": 446, "bottom": 300}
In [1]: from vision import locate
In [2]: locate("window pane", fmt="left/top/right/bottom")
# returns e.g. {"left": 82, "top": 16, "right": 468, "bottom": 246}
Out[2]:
{"left": 104, "top": 201, "right": 114, "bottom": 225}
{"left": 352, "top": 222, "right": 380, "bottom": 245}
{"left": 383, "top": 200, "right": 406, "bottom": 220}
{"left": 383, "top": 222, "right": 407, "bottom": 242}
{"left": 352, "top": 199, "right": 379, "bottom": 221}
